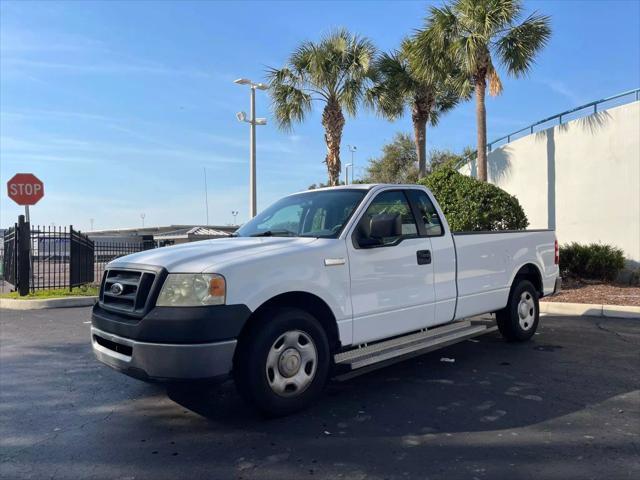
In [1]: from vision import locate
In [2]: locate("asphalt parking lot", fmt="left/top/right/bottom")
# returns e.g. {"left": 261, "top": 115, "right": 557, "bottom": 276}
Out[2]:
{"left": 1, "top": 307, "right": 638, "bottom": 480}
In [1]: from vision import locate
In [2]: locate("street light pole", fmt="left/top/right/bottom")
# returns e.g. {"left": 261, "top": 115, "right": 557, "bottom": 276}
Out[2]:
{"left": 347, "top": 145, "right": 357, "bottom": 184}
{"left": 344, "top": 164, "right": 353, "bottom": 185}
{"left": 249, "top": 87, "right": 256, "bottom": 218}
{"left": 235, "top": 78, "right": 267, "bottom": 218}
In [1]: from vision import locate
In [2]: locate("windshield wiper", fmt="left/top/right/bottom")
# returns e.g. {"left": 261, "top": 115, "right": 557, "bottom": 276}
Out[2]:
{"left": 250, "top": 229, "right": 296, "bottom": 237}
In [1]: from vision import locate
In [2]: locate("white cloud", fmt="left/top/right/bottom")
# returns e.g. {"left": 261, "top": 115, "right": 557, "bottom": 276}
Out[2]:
{"left": 537, "top": 79, "right": 585, "bottom": 107}
{"left": 2, "top": 58, "right": 215, "bottom": 79}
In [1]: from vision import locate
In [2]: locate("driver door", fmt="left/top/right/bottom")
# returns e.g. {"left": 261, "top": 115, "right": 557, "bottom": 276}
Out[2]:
{"left": 347, "top": 189, "right": 436, "bottom": 344}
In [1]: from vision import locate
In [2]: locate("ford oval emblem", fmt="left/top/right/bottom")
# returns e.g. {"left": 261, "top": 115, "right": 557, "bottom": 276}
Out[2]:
{"left": 110, "top": 283, "right": 124, "bottom": 296}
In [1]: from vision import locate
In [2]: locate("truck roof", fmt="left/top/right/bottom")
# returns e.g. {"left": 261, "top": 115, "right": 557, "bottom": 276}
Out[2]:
{"left": 298, "top": 184, "right": 426, "bottom": 194}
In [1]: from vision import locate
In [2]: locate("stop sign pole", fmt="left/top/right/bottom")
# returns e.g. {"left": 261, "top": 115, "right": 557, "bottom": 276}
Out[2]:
{"left": 6, "top": 173, "right": 44, "bottom": 295}
{"left": 7, "top": 173, "right": 45, "bottom": 221}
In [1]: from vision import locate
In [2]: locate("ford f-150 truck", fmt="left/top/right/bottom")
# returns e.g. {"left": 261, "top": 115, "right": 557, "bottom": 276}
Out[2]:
{"left": 92, "top": 184, "right": 560, "bottom": 416}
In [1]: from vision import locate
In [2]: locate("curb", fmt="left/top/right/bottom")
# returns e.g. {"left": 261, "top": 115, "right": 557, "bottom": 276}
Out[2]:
{"left": 540, "top": 301, "right": 640, "bottom": 319}
{"left": 0, "top": 296, "right": 98, "bottom": 310}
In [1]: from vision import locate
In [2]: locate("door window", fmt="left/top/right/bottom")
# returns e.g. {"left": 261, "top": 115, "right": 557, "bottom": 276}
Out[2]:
{"left": 407, "top": 190, "right": 443, "bottom": 237}
{"left": 356, "top": 190, "right": 418, "bottom": 246}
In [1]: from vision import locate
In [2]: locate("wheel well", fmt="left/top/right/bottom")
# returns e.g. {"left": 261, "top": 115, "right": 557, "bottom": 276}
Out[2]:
{"left": 513, "top": 263, "right": 543, "bottom": 297}
{"left": 236, "top": 292, "right": 341, "bottom": 353}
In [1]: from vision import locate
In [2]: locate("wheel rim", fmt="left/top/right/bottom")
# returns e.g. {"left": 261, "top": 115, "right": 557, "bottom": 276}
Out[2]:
{"left": 518, "top": 291, "right": 536, "bottom": 330}
{"left": 265, "top": 330, "right": 317, "bottom": 397}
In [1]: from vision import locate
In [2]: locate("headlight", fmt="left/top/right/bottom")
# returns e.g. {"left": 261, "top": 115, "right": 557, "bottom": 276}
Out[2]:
{"left": 156, "top": 273, "right": 226, "bottom": 307}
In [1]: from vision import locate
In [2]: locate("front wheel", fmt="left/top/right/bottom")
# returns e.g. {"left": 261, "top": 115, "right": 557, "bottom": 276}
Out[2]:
{"left": 496, "top": 279, "right": 540, "bottom": 342}
{"left": 233, "top": 307, "right": 330, "bottom": 417}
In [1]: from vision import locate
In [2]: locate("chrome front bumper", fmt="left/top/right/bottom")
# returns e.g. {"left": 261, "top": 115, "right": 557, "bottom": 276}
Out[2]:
{"left": 91, "top": 327, "right": 236, "bottom": 382}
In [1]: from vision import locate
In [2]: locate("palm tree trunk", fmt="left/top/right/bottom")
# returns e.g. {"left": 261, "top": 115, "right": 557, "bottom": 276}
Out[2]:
{"left": 475, "top": 76, "right": 488, "bottom": 182}
{"left": 322, "top": 98, "right": 345, "bottom": 186}
{"left": 412, "top": 97, "right": 431, "bottom": 178}
{"left": 413, "top": 118, "right": 427, "bottom": 177}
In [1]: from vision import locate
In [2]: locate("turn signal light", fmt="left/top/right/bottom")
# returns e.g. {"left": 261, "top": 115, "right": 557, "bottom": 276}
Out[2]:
{"left": 209, "top": 276, "right": 226, "bottom": 297}
{"left": 554, "top": 239, "right": 559, "bottom": 265}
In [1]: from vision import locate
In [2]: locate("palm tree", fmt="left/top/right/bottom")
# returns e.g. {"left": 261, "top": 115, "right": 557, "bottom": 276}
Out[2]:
{"left": 367, "top": 38, "right": 464, "bottom": 177}
{"left": 268, "top": 29, "right": 376, "bottom": 186}
{"left": 422, "top": 0, "right": 551, "bottom": 181}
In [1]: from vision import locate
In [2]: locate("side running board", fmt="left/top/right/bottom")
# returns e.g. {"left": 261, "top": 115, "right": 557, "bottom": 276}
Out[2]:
{"left": 333, "top": 319, "right": 497, "bottom": 380}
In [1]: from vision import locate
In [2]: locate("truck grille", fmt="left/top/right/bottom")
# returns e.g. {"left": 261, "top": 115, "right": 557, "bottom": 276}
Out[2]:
{"left": 100, "top": 268, "right": 158, "bottom": 316}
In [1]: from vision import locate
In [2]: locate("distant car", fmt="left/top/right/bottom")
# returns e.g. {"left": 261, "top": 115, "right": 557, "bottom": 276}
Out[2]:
{"left": 91, "top": 184, "right": 560, "bottom": 416}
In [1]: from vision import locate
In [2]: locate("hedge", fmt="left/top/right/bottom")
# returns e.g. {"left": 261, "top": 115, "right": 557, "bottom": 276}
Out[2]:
{"left": 419, "top": 166, "right": 529, "bottom": 231}
{"left": 559, "top": 243, "right": 625, "bottom": 281}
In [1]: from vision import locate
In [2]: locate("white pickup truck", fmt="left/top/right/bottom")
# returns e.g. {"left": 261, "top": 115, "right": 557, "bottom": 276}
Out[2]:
{"left": 92, "top": 184, "right": 560, "bottom": 416}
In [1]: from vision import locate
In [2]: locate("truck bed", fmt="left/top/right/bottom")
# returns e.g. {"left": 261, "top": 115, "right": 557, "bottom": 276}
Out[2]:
{"left": 452, "top": 229, "right": 557, "bottom": 320}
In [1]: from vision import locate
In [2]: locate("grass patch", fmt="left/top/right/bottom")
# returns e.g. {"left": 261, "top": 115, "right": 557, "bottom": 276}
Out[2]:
{"left": 0, "top": 285, "right": 98, "bottom": 299}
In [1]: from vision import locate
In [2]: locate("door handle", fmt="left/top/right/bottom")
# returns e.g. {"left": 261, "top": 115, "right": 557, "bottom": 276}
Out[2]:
{"left": 416, "top": 249, "right": 431, "bottom": 265}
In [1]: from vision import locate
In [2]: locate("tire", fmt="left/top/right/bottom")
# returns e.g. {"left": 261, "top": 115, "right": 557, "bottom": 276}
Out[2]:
{"left": 233, "top": 307, "right": 330, "bottom": 417}
{"left": 496, "top": 279, "right": 540, "bottom": 342}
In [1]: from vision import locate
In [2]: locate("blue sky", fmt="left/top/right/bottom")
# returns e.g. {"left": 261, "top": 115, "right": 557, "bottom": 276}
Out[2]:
{"left": 1, "top": 0, "right": 639, "bottom": 230}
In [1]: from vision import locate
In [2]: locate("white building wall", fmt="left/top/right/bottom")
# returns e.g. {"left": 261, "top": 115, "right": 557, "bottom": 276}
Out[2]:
{"left": 460, "top": 101, "right": 640, "bottom": 263}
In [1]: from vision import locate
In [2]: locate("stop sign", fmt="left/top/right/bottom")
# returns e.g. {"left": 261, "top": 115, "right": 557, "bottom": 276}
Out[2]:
{"left": 7, "top": 173, "right": 45, "bottom": 206}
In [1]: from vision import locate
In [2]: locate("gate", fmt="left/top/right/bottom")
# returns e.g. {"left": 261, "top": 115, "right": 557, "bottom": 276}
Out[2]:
{"left": 30, "top": 224, "right": 95, "bottom": 291}
{"left": 69, "top": 227, "right": 94, "bottom": 287}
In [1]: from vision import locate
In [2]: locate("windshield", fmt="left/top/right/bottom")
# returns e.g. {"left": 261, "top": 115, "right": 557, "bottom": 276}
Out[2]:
{"left": 235, "top": 189, "right": 366, "bottom": 238}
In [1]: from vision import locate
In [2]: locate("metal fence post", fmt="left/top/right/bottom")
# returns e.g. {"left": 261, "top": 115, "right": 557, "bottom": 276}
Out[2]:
{"left": 69, "top": 225, "right": 74, "bottom": 292}
{"left": 17, "top": 215, "right": 30, "bottom": 296}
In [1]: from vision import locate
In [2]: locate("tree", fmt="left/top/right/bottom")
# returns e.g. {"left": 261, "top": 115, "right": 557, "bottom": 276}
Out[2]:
{"left": 429, "top": 146, "right": 476, "bottom": 172}
{"left": 419, "top": 166, "right": 528, "bottom": 231}
{"left": 422, "top": 0, "right": 551, "bottom": 181}
{"left": 362, "top": 133, "right": 419, "bottom": 184}
{"left": 367, "top": 38, "right": 463, "bottom": 177}
{"left": 268, "top": 29, "right": 376, "bottom": 186}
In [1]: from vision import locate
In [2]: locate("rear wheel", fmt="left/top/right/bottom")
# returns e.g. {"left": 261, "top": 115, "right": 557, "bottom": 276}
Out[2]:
{"left": 234, "top": 307, "right": 330, "bottom": 417}
{"left": 496, "top": 279, "right": 540, "bottom": 342}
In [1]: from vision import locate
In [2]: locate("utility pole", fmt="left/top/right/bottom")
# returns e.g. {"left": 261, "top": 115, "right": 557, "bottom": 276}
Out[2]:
{"left": 203, "top": 167, "right": 209, "bottom": 225}
{"left": 234, "top": 78, "right": 268, "bottom": 218}
{"left": 140, "top": 213, "right": 146, "bottom": 228}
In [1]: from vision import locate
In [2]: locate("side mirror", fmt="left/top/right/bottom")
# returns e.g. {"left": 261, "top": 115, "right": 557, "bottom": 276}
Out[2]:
{"left": 357, "top": 213, "right": 402, "bottom": 248}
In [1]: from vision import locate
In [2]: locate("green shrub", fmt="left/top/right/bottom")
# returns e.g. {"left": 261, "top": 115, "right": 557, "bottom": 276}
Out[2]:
{"left": 419, "top": 166, "right": 528, "bottom": 231}
{"left": 560, "top": 243, "right": 625, "bottom": 281}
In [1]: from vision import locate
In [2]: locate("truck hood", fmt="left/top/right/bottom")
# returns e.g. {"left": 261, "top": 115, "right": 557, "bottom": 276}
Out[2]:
{"left": 108, "top": 237, "right": 318, "bottom": 272}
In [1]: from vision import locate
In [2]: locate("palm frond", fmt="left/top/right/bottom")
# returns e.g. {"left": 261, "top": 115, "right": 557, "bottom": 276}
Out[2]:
{"left": 487, "top": 62, "right": 503, "bottom": 96}
{"left": 457, "top": 0, "right": 523, "bottom": 38}
{"left": 267, "top": 29, "right": 376, "bottom": 130}
{"left": 495, "top": 12, "right": 552, "bottom": 76}
{"left": 267, "top": 67, "right": 312, "bottom": 131}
